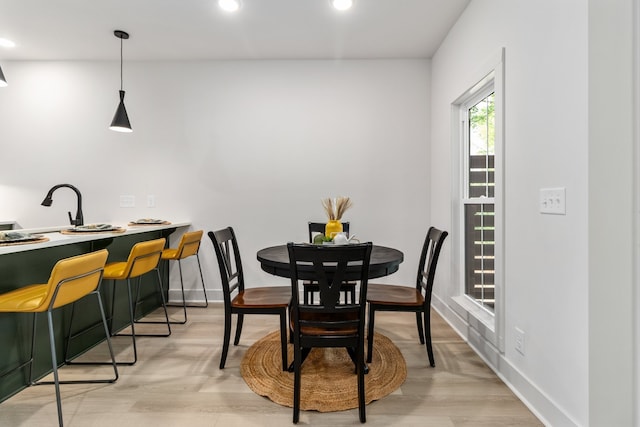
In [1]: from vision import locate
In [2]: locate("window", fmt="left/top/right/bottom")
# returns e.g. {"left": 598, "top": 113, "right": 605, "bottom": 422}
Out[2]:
{"left": 464, "top": 91, "right": 495, "bottom": 312}
{"left": 450, "top": 48, "right": 504, "bottom": 351}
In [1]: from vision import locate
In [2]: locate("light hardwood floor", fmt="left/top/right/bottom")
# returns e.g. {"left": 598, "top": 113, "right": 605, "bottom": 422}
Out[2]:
{"left": 2, "top": 303, "right": 543, "bottom": 426}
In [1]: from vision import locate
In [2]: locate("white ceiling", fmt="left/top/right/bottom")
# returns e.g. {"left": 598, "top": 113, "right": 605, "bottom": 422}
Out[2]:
{"left": 0, "top": 0, "right": 470, "bottom": 61}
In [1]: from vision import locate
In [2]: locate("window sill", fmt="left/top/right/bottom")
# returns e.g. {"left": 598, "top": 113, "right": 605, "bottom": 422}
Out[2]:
{"left": 450, "top": 295, "right": 498, "bottom": 347}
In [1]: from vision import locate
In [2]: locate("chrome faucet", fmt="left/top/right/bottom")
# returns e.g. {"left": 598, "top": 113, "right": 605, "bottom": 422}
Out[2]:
{"left": 41, "top": 184, "right": 84, "bottom": 226}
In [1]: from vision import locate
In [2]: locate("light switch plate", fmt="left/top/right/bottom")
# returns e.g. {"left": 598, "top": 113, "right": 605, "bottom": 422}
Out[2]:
{"left": 539, "top": 187, "right": 566, "bottom": 215}
{"left": 120, "top": 195, "right": 135, "bottom": 208}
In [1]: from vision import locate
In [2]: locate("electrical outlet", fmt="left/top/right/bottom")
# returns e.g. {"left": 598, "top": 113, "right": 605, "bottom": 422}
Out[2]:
{"left": 515, "top": 327, "right": 525, "bottom": 355}
{"left": 539, "top": 187, "right": 566, "bottom": 215}
{"left": 147, "top": 195, "right": 156, "bottom": 208}
{"left": 119, "top": 195, "right": 135, "bottom": 208}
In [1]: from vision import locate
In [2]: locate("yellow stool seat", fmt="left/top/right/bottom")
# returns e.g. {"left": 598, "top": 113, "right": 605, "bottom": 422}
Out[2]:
{"left": 161, "top": 248, "right": 180, "bottom": 259}
{"left": 160, "top": 230, "right": 207, "bottom": 324}
{"left": 0, "top": 283, "right": 48, "bottom": 312}
{"left": 103, "top": 262, "right": 129, "bottom": 279}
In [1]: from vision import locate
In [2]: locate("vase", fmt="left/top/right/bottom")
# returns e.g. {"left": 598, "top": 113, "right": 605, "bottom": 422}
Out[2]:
{"left": 325, "top": 220, "right": 343, "bottom": 239}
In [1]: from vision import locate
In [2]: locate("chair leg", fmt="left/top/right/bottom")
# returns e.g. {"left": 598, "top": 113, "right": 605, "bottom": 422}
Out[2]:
{"left": 416, "top": 311, "right": 425, "bottom": 345}
{"left": 366, "top": 306, "right": 375, "bottom": 363}
{"left": 357, "top": 340, "right": 366, "bottom": 423}
{"left": 279, "top": 310, "right": 288, "bottom": 371}
{"left": 424, "top": 309, "right": 435, "bottom": 367}
{"left": 219, "top": 310, "right": 232, "bottom": 369}
{"left": 233, "top": 313, "right": 244, "bottom": 345}
{"left": 293, "top": 339, "right": 302, "bottom": 424}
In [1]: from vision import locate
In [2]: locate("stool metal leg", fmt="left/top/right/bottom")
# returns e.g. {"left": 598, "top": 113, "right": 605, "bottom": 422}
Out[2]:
{"left": 196, "top": 254, "right": 208, "bottom": 308}
{"left": 169, "top": 259, "right": 188, "bottom": 324}
{"left": 166, "top": 255, "right": 208, "bottom": 324}
{"left": 34, "top": 295, "right": 119, "bottom": 425}
{"left": 61, "top": 291, "right": 120, "bottom": 377}
{"left": 129, "top": 269, "right": 172, "bottom": 336}
{"left": 46, "top": 310, "right": 64, "bottom": 427}
{"left": 109, "top": 278, "right": 139, "bottom": 365}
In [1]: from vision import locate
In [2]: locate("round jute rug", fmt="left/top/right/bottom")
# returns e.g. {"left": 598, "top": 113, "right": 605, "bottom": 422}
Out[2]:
{"left": 240, "top": 331, "right": 406, "bottom": 412}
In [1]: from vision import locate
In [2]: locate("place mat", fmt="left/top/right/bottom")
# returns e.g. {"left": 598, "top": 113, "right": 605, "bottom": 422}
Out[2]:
{"left": 127, "top": 221, "right": 172, "bottom": 226}
{"left": 240, "top": 331, "right": 406, "bottom": 412}
{"left": 60, "top": 227, "right": 126, "bottom": 235}
{"left": 0, "top": 236, "right": 50, "bottom": 246}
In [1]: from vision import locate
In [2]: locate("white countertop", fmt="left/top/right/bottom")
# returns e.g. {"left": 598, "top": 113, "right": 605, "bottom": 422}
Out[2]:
{"left": 0, "top": 221, "right": 191, "bottom": 256}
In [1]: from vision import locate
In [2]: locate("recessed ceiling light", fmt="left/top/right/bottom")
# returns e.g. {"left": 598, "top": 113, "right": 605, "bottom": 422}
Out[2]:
{"left": 218, "top": 0, "right": 241, "bottom": 12}
{"left": 331, "top": 0, "right": 354, "bottom": 11}
{"left": 0, "top": 38, "right": 16, "bottom": 48}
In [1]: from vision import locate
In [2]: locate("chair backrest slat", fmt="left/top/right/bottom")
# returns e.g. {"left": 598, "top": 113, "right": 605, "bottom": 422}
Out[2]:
{"left": 209, "top": 227, "right": 245, "bottom": 304}
{"left": 416, "top": 227, "right": 448, "bottom": 302}
{"left": 307, "top": 221, "right": 350, "bottom": 243}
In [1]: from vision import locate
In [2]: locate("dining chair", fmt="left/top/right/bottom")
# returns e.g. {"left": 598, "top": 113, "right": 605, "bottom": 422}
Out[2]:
{"left": 305, "top": 221, "right": 355, "bottom": 305}
{"left": 104, "top": 238, "right": 171, "bottom": 365}
{"left": 161, "top": 230, "right": 208, "bottom": 324}
{"left": 287, "top": 241, "right": 372, "bottom": 424}
{"left": 208, "top": 227, "right": 290, "bottom": 370}
{"left": 307, "top": 221, "right": 350, "bottom": 243}
{"left": 0, "top": 249, "right": 118, "bottom": 427}
{"left": 366, "top": 226, "right": 448, "bottom": 367}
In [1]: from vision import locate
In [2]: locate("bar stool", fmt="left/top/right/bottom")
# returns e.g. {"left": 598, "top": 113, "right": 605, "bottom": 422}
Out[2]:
{"left": 161, "top": 230, "right": 208, "bottom": 324}
{"left": 0, "top": 249, "right": 118, "bottom": 427}
{"left": 105, "top": 237, "right": 171, "bottom": 365}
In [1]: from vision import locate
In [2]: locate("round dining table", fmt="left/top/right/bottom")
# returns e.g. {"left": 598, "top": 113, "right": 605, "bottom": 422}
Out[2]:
{"left": 256, "top": 244, "right": 404, "bottom": 281}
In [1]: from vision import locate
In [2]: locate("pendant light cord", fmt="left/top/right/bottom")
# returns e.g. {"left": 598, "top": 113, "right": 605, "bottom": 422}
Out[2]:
{"left": 119, "top": 36, "right": 124, "bottom": 91}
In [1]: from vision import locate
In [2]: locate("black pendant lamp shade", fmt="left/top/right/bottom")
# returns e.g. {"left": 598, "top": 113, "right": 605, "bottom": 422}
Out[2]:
{"left": 0, "top": 65, "right": 7, "bottom": 87}
{"left": 109, "top": 30, "right": 132, "bottom": 132}
{"left": 111, "top": 90, "right": 130, "bottom": 131}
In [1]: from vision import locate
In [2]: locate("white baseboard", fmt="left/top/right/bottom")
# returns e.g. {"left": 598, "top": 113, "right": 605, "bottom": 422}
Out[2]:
{"left": 431, "top": 294, "right": 580, "bottom": 427}
{"left": 168, "top": 288, "right": 223, "bottom": 304}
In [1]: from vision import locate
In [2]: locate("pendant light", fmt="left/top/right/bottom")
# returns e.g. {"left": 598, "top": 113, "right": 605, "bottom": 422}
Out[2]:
{"left": 218, "top": 0, "right": 241, "bottom": 12}
{"left": 109, "top": 30, "right": 132, "bottom": 132}
{"left": 331, "top": 0, "right": 354, "bottom": 11}
{"left": 0, "top": 65, "right": 7, "bottom": 87}
{"left": 0, "top": 38, "right": 14, "bottom": 88}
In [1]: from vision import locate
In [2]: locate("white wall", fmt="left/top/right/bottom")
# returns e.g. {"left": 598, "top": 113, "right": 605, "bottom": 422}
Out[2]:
{"left": 430, "top": 0, "right": 589, "bottom": 425}
{"left": 0, "top": 59, "right": 431, "bottom": 298}
{"left": 588, "top": 0, "right": 635, "bottom": 425}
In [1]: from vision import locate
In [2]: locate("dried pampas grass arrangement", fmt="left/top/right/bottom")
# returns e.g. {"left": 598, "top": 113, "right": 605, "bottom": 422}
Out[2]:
{"left": 322, "top": 196, "right": 352, "bottom": 221}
